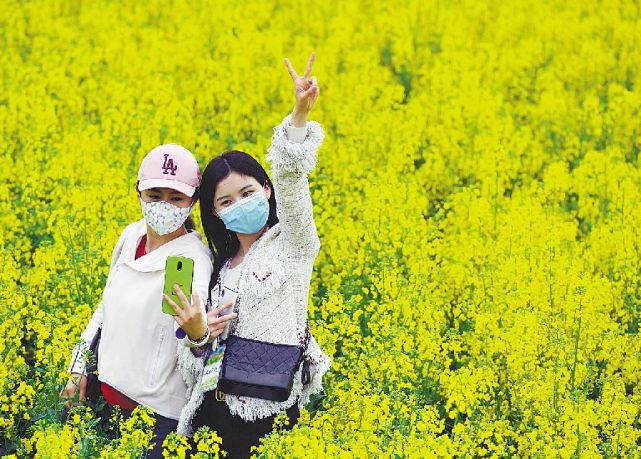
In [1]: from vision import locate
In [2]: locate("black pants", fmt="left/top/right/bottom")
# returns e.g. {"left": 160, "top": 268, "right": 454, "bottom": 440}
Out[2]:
{"left": 62, "top": 399, "right": 177, "bottom": 458}
{"left": 101, "top": 403, "right": 178, "bottom": 459}
{"left": 191, "top": 393, "right": 300, "bottom": 459}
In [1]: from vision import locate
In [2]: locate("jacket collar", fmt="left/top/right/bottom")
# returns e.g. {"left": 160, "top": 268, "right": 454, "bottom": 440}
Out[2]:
{"left": 119, "top": 219, "right": 208, "bottom": 272}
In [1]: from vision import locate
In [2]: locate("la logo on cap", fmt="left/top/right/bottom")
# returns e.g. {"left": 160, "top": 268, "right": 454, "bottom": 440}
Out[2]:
{"left": 138, "top": 144, "right": 200, "bottom": 197}
{"left": 162, "top": 153, "right": 178, "bottom": 176}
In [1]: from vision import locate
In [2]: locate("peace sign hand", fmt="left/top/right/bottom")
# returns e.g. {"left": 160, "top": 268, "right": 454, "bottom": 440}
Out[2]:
{"left": 284, "top": 52, "right": 319, "bottom": 119}
{"left": 206, "top": 302, "right": 238, "bottom": 342}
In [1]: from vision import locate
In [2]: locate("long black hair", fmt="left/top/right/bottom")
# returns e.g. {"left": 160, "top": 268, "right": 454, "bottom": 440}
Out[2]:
{"left": 199, "top": 150, "right": 279, "bottom": 293}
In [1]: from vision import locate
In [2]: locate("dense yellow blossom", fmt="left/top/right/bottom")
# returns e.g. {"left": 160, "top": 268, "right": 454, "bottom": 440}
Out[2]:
{"left": 2, "top": 0, "right": 641, "bottom": 457}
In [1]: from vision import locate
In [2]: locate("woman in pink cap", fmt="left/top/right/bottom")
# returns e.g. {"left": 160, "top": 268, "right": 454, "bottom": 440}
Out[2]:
{"left": 166, "top": 52, "right": 332, "bottom": 458}
{"left": 62, "top": 145, "right": 235, "bottom": 457}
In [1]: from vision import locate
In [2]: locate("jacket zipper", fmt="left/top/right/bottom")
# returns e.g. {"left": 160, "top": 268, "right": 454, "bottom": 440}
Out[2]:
{"left": 149, "top": 326, "right": 166, "bottom": 386}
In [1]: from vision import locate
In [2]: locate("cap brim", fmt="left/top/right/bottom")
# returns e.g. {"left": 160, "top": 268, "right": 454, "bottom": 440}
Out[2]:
{"left": 138, "top": 179, "right": 196, "bottom": 197}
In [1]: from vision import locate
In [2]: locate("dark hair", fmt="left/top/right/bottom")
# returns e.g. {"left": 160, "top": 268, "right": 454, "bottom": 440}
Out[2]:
{"left": 135, "top": 180, "right": 198, "bottom": 230}
{"left": 200, "top": 150, "right": 279, "bottom": 292}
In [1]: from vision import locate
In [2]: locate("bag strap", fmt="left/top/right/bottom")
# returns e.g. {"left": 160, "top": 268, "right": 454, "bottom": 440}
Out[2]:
{"left": 303, "top": 320, "right": 311, "bottom": 352}
{"left": 218, "top": 245, "right": 257, "bottom": 338}
{"left": 300, "top": 321, "right": 312, "bottom": 385}
{"left": 216, "top": 239, "right": 313, "bottom": 359}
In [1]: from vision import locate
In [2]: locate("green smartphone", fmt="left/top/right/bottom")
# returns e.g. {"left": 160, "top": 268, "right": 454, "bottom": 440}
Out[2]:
{"left": 162, "top": 256, "right": 195, "bottom": 316}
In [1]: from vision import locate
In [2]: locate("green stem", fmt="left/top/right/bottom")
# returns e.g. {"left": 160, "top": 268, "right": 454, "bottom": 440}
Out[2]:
{"left": 570, "top": 298, "right": 582, "bottom": 393}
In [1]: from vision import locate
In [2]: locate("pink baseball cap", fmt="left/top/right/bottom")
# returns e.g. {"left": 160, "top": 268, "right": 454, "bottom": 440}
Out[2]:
{"left": 137, "top": 144, "right": 201, "bottom": 197}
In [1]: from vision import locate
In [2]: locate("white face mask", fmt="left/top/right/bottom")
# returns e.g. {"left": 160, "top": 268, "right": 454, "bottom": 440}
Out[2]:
{"left": 140, "top": 199, "right": 192, "bottom": 236}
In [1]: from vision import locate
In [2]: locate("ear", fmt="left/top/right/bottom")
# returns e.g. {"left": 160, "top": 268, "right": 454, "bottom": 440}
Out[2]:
{"left": 264, "top": 183, "right": 272, "bottom": 201}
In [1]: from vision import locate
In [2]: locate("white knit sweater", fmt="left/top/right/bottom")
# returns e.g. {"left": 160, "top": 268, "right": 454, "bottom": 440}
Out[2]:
{"left": 176, "top": 113, "right": 331, "bottom": 432}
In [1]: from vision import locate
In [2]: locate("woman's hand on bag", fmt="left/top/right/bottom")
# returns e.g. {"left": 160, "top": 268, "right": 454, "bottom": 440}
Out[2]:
{"left": 284, "top": 51, "right": 319, "bottom": 126}
{"left": 165, "top": 285, "right": 208, "bottom": 341}
{"left": 61, "top": 372, "right": 87, "bottom": 409}
{"left": 206, "top": 303, "right": 238, "bottom": 342}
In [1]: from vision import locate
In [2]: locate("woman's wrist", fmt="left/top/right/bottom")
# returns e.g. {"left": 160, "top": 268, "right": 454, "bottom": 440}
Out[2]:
{"left": 290, "top": 108, "right": 308, "bottom": 127}
{"left": 186, "top": 326, "right": 210, "bottom": 347}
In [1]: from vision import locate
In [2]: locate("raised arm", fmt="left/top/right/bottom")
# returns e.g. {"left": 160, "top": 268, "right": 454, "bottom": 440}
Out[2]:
{"left": 265, "top": 52, "right": 324, "bottom": 259}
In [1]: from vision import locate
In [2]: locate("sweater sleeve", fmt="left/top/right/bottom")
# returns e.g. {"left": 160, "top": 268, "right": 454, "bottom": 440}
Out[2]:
{"left": 67, "top": 225, "right": 128, "bottom": 375}
{"left": 68, "top": 301, "right": 103, "bottom": 375}
{"left": 265, "top": 112, "right": 325, "bottom": 259}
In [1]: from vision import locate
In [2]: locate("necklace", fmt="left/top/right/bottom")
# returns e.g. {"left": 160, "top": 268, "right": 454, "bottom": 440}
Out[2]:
{"left": 216, "top": 225, "right": 271, "bottom": 337}
{"left": 220, "top": 260, "right": 242, "bottom": 296}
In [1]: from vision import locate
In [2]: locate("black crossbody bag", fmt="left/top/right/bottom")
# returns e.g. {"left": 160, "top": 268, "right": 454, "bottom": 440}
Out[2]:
{"left": 84, "top": 326, "right": 102, "bottom": 405}
{"left": 60, "top": 326, "right": 102, "bottom": 423}
{"left": 217, "top": 320, "right": 312, "bottom": 402}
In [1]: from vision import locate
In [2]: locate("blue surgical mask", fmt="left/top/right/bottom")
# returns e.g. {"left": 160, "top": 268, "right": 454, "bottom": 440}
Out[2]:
{"left": 217, "top": 191, "right": 269, "bottom": 234}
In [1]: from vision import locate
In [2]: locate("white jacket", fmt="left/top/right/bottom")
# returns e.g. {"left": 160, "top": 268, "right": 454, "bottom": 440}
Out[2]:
{"left": 176, "top": 113, "right": 332, "bottom": 432}
{"left": 68, "top": 219, "right": 213, "bottom": 420}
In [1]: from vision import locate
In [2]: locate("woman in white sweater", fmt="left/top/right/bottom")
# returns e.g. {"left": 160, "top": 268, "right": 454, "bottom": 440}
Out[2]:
{"left": 166, "top": 52, "right": 331, "bottom": 457}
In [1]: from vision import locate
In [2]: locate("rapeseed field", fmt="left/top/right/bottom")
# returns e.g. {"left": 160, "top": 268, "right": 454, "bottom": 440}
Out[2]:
{"left": 1, "top": 0, "right": 641, "bottom": 457}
